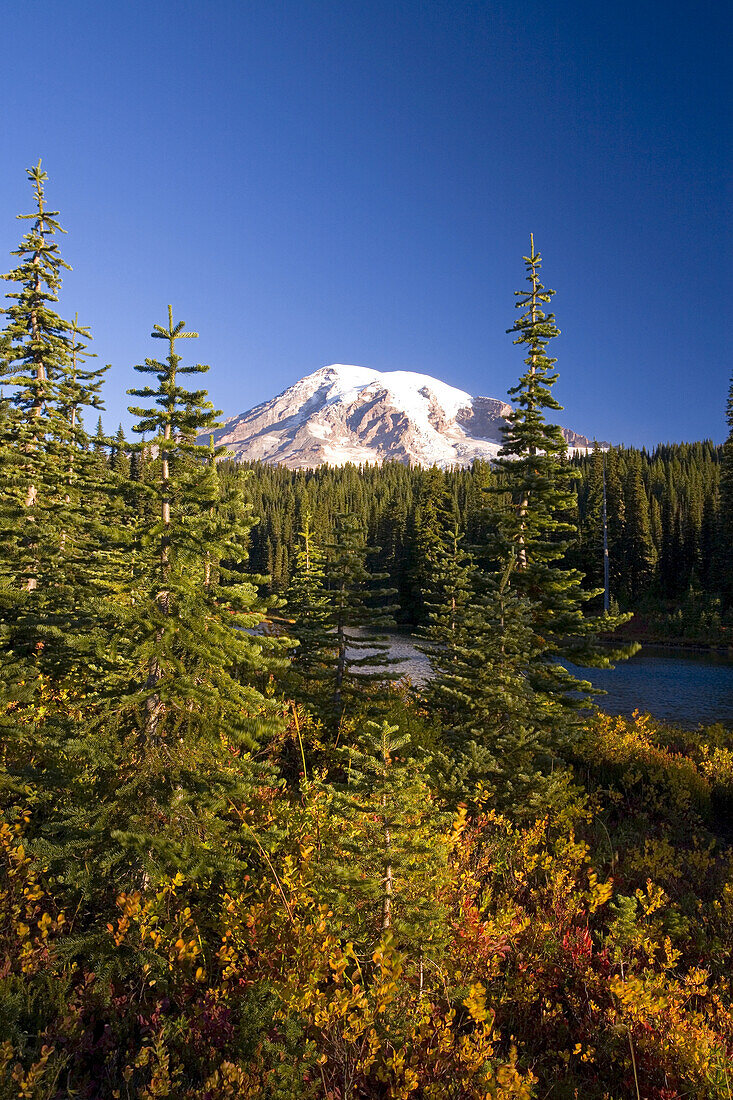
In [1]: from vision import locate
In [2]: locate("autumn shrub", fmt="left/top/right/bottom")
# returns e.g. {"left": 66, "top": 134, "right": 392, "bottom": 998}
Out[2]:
{"left": 2, "top": 764, "right": 732, "bottom": 1100}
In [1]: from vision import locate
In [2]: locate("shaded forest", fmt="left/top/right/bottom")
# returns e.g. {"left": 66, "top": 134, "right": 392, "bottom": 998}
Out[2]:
{"left": 231, "top": 438, "right": 729, "bottom": 640}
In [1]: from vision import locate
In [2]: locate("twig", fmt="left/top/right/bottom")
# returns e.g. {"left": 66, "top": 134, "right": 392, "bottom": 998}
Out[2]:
{"left": 628, "top": 1028, "right": 641, "bottom": 1100}
{"left": 228, "top": 801, "right": 295, "bottom": 925}
{"left": 292, "top": 702, "right": 308, "bottom": 784}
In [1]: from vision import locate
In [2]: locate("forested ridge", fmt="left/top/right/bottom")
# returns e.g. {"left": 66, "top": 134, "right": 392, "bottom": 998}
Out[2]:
{"left": 1, "top": 164, "right": 733, "bottom": 1099}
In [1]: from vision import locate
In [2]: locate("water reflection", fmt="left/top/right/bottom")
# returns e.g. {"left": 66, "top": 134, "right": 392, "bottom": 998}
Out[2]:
{"left": 563, "top": 646, "right": 733, "bottom": 727}
{"left": 374, "top": 634, "right": 733, "bottom": 729}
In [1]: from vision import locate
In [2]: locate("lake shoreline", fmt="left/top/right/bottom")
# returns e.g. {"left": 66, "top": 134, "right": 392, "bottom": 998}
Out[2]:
{"left": 598, "top": 632, "right": 733, "bottom": 656}
{"left": 377, "top": 629, "right": 733, "bottom": 728}
{"left": 394, "top": 622, "right": 733, "bottom": 657}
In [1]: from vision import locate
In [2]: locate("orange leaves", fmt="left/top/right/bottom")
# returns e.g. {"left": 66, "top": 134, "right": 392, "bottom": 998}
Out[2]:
{"left": 583, "top": 710, "right": 711, "bottom": 813}
{"left": 107, "top": 890, "right": 141, "bottom": 946}
{"left": 106, "top": 881, "right": 204, "bottom": 975}
{"left": 463, "top": 981, "right": 491, "bottom": 1024}
{"left": 1, "top": 731, "right": 731, "bottom": 1097}
{"left": 0, "top": 812, "right": 66, "bottom": 976}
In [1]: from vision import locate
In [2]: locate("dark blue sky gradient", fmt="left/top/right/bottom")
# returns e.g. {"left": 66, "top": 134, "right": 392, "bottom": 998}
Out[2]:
{"left": 1, "top": 1, "right": 729, "bottom": 445}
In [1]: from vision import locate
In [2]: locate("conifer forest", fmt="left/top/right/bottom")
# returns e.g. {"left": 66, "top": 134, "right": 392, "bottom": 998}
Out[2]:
{"left": 2, "top": 163, "right": 733, "bottom": 1099}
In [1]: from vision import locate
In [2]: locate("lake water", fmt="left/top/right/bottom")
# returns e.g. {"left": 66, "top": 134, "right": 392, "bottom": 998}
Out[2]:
{"left": 378, "top": 634, "right": 733, "bottom": 729}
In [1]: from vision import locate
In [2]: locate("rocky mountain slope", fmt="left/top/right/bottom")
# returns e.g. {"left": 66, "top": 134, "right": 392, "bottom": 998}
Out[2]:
{"left": 209, "top": 364, "right": 603, "bottom": 469}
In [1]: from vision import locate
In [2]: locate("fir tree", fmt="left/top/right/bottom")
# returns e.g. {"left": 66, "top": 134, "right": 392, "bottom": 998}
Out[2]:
{"left": 197, "top": 441, "right": 726, "bottom": 632}
{"left": 577, "top": 443, "right": 605, "bottom": 600}
{"left": 325, "top": 720, "right": 450, "bottom": 960}
{"left": 421, "top": 527, "right": 544, "bottom": 805}
{"left": 0, "top": 160, "right": 75, "bottom": 602}
{"left": 283, "top": 511, "right": 333, "bottom": 714}
{"left": 720, "top": 373, "right": 733, "bottom": 608}
{"left": 109, "top": 424, "right": 130, "bottom": 478}
{"left": 406, "top": 467, "right": 446, "bottom": 623}
{"left": 418, "top": 513, "right": 476, "bottom": 675}
{"left": 623, "top": 451, "right": 656, "bottom": 603}
{"left": 492, "top": 238, "right": 629, "bottom": 751}
{"left": 374, "top": 493, "right": 410, "bottom": 617}
{"left": 48, "top": 308, "right": 288, "bottom": 899}
{"left": 58, "top": 315, "right": 108, "bottom": 456}
{"left": 603, "top": 447, "right": 626, "bottom": 604}
{"left": 325, "top": 513, "right": 401, "bottom": 731}
{"left": 0, "top": 162, "right": 106, "bottom": 684}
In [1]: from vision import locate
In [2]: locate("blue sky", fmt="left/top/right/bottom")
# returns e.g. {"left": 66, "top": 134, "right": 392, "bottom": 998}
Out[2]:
{"left": 1, "top": 0, "right": 729, "bottom": 446}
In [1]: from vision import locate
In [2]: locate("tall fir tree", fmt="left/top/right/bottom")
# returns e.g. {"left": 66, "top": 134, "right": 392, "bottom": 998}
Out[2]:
{"left": 109, "top": 424, "right": 130, "bottom": 477}
{"left": 491, "top": 238, "right": 629, "bottom": 750}
{"left": 283, "top": 511, "right": 333, "bottom": 714}
{"left": 622, "top": 451, "right": 656, "bottom": 603}
{"left": 576, "top": 443, "right": 605, "bottom": 601}
{"left": 0, "top": 162, "right": 106, "bottom": 686}
{"left": 720, "top": 373, "right": 733, "bottom": 608}
{"left": 325, "top": 513, "right": 401, "bottom": 732}
{"left": 418, "top": 512, "right": 476, "bottom": 676}
{"left": 603, "top": 446, "right": 626, "bottom": 605}
{"left": 406, "top": 467, "right": 446, "bottom": 624}
{"left": 45, "top": 308, "right": 288, "bottom": 903}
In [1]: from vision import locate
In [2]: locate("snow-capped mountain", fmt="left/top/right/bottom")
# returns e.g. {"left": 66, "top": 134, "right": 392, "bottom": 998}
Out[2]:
{"left": 209, "top": 364, "right": 602, "bottom": 469}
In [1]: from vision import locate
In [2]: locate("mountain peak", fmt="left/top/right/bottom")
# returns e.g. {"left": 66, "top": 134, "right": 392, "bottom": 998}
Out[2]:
{"left": 211, "top": 364, "right": 601, "bottom": 469}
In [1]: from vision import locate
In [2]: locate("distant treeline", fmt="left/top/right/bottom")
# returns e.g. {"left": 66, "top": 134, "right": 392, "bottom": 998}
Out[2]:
{"left": 228, "top": 439, "right": 725, "bottom": 619}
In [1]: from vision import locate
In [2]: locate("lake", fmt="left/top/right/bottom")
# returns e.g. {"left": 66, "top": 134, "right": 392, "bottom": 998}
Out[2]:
{"left": 377, "top": 633, "right": 733, "bottom": 729}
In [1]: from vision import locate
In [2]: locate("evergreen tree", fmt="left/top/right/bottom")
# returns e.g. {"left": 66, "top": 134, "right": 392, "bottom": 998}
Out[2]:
{"left": 109, "top": 424, "right": 130, "bottom": 477}
{"left": 374, "top": 492, "right": 410, "bottom": 616}
{"left": 283, "top": 512, "right": 333, "bottom": 714}
{"left": 179, "top": 439, "right": 726, "bottom": 631}
{"left": 324, "top": 720, "right": 449, "bottom": 960}
{"left": 622, "top": 452, "right": 656, "bottom": 603}
{"left": 576, "top": 443, "right": 605, "bottom": 603}
{"left": 658, "top": 478, "right": 680, "bottom": 598}
{"left": 418, "top": 514, "right": 476, "bottom": 676}
{"left": 720, "top": 373, "right": 733, "bottom": 608}
{"left": 492, "top": 238, "right": 629, "bottom": 750}
{"left": 0, "top": 160, "right": 74, "bottom": 604}
{"left": 48, "top": 308, "right": 287, "bottom": 900}
{"left": 423, "top": 550, "right": 543, "bottom": 805}
{"left": 406, "top": 467, "right": 446, "bottom": 623}
{"left": 325, "top": 513, "right": 401, "bottom": 731}
{"left": 58, "top": 314, "right": 108, "bottom": 455}
{"left": 698, "top": 489, "right": 718, "bottom": 593}
{"left": 413, "top": 483, "right": 547, "bottom": 804}
{"left": 603, "top": 447, "right": 626, "bottom": 605}
{"left": 92, "top": 414, "right": 107, "bottom": 454}
{"left": 0, "top": 162, "right": 105, "bottom": 684}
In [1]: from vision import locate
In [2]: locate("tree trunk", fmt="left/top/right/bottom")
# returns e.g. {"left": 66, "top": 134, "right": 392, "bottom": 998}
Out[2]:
{"left": 24, "top": 249, "right": 45, "bottom": 591}
{"left": 333, "top": 585, "right": 346, "bottom": 717}
{"left": 382, "top": 819, "right": 393, "bottom": 932}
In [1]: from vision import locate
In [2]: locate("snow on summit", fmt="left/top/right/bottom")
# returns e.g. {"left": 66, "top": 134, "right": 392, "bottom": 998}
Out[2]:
{"left": 209, "top": 364, "right": 599, "bottom": 469}
{"left": 316, "top": 364, "right": 472, "bottom": 415}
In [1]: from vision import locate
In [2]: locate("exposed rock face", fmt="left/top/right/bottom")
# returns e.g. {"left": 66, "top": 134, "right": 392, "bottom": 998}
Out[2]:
{"left": 209, "top": 364, "right": 605, "bottom": 469}
{"left": 456, "top": 395, "right": 512, "bottom": 442}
